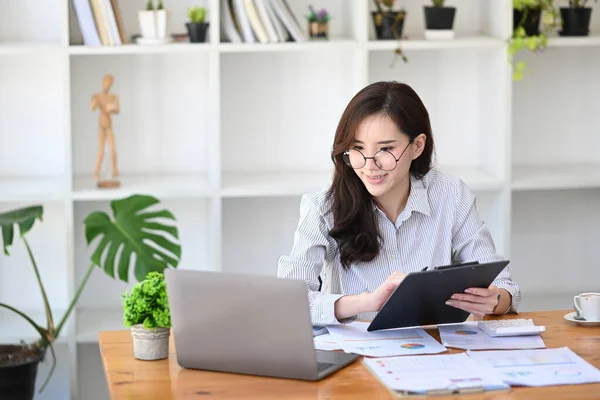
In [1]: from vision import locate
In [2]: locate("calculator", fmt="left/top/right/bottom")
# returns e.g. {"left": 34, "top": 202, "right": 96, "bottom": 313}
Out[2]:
{"left": 478, "top": 319, "right": 546, "bottom": 337}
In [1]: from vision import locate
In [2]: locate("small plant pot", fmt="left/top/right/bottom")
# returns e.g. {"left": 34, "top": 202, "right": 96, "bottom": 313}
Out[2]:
{"left": 131, "top": 325, "right": 170, "bottom": 360}
{"left": 186, "top": 22, "right": 209, "bottom": 43}
{"left": 424, "top": 6, "right": 456, "bottom": 40}
{"left": 309, "top": 22, "right": 328, "bottom": 40}
{"left": 372, "top": 11, "right": 406, "bottom": 40}
{"left": 138, "top": 10, "right": 157, "bottom": 38}
{"left": 0, "top": 345, "right": 45, "bottom": 400}
{"left": 155, "top": 9, "right": 169, "bottom": 38}
{"left": 513, "top": 7, "right": 541, "bottom": 36}
{"left": 559, "top": 7, "right": 592, "bottom": 36}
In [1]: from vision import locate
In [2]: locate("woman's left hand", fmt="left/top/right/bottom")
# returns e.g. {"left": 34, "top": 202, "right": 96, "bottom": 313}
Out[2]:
{"left": 446, "top": 284, "right": 500, "bottom": 318}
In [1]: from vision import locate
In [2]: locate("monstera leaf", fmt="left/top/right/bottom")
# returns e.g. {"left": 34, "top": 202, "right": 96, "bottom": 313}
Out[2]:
{"left": 84, "top": 194, "right": 181, "bottom": 282}
{"left": 0, "top": 205, "right": 43, "bottom": 255}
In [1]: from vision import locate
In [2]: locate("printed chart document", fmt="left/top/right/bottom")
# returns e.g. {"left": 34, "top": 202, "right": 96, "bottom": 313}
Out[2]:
{"left": 467, "top": 347, "right": 600, "bottom": 387}
{"left": 438, "top": 322, "right": 546, "bottom": 350}
{"left": 313, "top": 333, "right": 342, "bottom": 351}
{"left": 363, "top": 353, "right": 510, "bottom": 396}
{"left": 326, "top": 321, "right": 447, "bottom": 357}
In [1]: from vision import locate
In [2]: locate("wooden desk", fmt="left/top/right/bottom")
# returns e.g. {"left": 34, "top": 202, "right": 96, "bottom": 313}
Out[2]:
{"left": 98, "top": 310, "right": 600, "bottom": 399}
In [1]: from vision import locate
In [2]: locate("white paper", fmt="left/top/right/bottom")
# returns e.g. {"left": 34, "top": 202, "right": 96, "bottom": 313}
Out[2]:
{"left": 467, "top": 347, "right": 600, "bottom": 387}
{"left": 438, "top": 322, "right": 546, "bottom": 350}
{"left": 363, "top": 353, "right": 509, "bottom": 394}
{"left": 325, "top": 321, "right": 447, "bottom": 357}
{"left": 313, "top": 333, "right": 342, "bottom": 351}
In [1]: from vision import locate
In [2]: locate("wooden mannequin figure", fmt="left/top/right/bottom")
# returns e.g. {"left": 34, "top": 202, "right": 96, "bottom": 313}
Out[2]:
{"left": 92, "top": 73, "right": 120, "bottom": 188}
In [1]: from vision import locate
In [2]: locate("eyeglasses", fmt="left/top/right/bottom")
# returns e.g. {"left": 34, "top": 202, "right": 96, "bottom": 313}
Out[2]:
{"left": 342, "top": 142, "right": 412, "bottom": 172}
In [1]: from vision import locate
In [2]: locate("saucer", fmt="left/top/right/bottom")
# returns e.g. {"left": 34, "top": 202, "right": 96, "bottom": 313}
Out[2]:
{"left": 564, "top": 311, "right": 600, "bottom": 327}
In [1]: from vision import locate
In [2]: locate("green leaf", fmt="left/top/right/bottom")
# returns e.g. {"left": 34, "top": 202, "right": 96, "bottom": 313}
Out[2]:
{"left": 516, "top": 61, "right": 526, "bottom": 71}
{"left": 0, "top": 206, "right": 43, "bottom": 255}
{"left": 84, "top": 195, "right": 181, "bottom": 283}
{"left": 122, "top": 271, "right": 171, "bottom": 328}
{"left": 527, "top": 36, "right": 538, "bottom": 50}
{"left": 513, "top": 70, "right": 524, "bottom": 81}
{"left": 514, "top": 26, "right": 526, "bottom": 38}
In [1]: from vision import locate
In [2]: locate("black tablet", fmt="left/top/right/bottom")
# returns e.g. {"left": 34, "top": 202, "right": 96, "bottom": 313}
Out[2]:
{"left": 366, "top": 260, "right": 510, "bottom": 331}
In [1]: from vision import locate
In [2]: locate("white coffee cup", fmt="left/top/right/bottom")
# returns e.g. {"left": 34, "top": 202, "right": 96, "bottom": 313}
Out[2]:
{"left": 574, "top": 293, "right": 600, "bottom": 321}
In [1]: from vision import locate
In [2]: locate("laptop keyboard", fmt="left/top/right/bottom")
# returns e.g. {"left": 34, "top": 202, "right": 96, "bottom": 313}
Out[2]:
{"left": 317, "top": 362, "right": 335, "bottom": 373}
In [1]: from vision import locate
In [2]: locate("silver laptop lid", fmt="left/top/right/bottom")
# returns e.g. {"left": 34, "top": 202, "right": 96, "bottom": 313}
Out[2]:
{"left": 164, "top": 269, "right": 319, "bottom": 380}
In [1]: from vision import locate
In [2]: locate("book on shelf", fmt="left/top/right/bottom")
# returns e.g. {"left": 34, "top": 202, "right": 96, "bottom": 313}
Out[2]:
{"left": 222, "top": 0, "right": 306, "bottom": 44}
{"left": 73, "top": 0, "right": 126, "bottom": 46}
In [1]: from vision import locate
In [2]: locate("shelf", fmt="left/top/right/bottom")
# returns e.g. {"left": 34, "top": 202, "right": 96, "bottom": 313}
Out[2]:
{"left": 512, "top": 164, "right": 600, "bottom": 191}
{"left": 219, "top": 38, "right": 356, "bottom": 53}
{"left": 68, "top": 42, "right": 212, "bottom": 55}
{"left": 72, "top": 174, "right": 214, "bottom": 201}
{"left": 76, "top": 309, "right": 123, "bottom": 343}
{"left": 437, "top": 166, "right": 504, "bottom": 191}
{"left": 547, "top": 36, "right": 600, "bottom": 48}
{"left": 368, "top": 35, "right": 503, "bottom": 51}
{"left": 0, "top": 43, "right": 61, "bottom": 55}
{"left": 0, "top": 309, "right": 68, "bottom": 344}
{"left": 0, "top": 177, "right": 66, "bottom": 202}
{"left": 221, "top": 171, "right": 333, "bottom": 198}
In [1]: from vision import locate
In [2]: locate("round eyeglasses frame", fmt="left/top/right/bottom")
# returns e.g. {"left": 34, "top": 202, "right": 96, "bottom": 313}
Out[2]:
{"left": 342, "top": 141, "right": 412, "bottom": 172}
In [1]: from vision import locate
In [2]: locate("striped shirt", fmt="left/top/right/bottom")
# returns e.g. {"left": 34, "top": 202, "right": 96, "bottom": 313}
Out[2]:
{"left": 277, "top": 167, "right": 521, "bottom": 326}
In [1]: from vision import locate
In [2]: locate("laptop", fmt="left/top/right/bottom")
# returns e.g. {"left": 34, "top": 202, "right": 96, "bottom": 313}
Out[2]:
{"left": 164, "top": 269, "right": 360, "bottom": 381}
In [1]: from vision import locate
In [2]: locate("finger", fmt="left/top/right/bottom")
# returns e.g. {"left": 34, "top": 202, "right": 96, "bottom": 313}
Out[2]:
{"left": 448, "top": 303, "right": 487, "bottom": 318}
{"left": 465, "top": 287, "right": 494, "bottom": 296}
{"left": 451, "top": 293, "right": 495, "bottom": 304}
{"left": 390, "top": 271, "right": 406, "bottom": 279}
{"left": 446, "top": 300, "right": 493, "bottom": 316}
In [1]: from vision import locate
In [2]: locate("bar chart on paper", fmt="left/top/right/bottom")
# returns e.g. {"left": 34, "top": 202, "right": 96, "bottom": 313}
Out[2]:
{"left": 326, "top": 322, "right": 447, "bottom": 357}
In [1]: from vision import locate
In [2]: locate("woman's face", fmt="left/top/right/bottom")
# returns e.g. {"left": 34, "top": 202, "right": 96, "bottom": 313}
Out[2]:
{"left": 348, "top": 114, "right": 425, "bottom": 199}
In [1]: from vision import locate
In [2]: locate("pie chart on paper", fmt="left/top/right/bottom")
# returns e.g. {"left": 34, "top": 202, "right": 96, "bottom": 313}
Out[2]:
{"left": 401, "top": 343, "right": 425, "bottom": 349}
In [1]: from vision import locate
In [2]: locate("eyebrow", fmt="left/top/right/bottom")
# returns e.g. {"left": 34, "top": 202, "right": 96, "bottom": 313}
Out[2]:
{"left": 354, "top": 139, "right": 397, "bottom": 145}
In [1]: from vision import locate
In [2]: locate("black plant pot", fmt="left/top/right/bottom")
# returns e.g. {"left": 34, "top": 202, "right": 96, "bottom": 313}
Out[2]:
{"left": 513, "top": 8, "right": 541, "bottom": 36}
{"left": 560, "top": 7, "right": 592, "bottom": 36}
{"left": 0, "top": 345, "right": 44, "bottom": 400}
{"left": 372, "top": 11, "right": 406, "bottom": 40}
{"left": 186, "top": 22, "right": 209, "bottom": 43}
{"left": 424, "top": 6, "right": 456, "bottom": 30}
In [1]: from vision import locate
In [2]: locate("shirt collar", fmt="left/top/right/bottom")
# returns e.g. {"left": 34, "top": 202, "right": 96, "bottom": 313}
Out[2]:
{"left": 372, "top": 174, "right": 431, "bottom": 218}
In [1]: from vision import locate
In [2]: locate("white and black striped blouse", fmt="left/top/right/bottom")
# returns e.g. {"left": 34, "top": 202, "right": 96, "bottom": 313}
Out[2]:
{"left": 277, "top": 167, "right": 521, "bottom": 326}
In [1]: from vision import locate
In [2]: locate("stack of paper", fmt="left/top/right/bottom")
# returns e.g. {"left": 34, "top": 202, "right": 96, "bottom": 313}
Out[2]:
{"left": 438, "top": 322, "right": 546, "bottom": 350}
{"left": 467, "top": 347, "right": 600, "bottom": 387}
{"left": 324, "top": 321, "right": 447, "bottom": 357}
{"left": 363, "top": 353, "right": 510, "bottom": 396}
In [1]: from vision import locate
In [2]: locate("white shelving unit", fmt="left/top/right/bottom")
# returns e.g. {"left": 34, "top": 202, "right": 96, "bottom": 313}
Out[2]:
{"left": 1, "top": 0, "right": 599, "bottom": 399}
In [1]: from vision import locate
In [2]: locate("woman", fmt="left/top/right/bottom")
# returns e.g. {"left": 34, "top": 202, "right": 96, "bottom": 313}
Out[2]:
{"left": 277, "top": 81, "right": 520, "bottom": 326}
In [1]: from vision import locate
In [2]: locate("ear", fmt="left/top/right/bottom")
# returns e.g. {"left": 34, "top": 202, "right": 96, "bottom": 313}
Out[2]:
{"left": 411, "top": 133, "right": 427, "bottom": 160}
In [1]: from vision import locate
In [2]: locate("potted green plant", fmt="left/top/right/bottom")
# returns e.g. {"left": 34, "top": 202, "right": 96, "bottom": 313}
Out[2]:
{"left": 424, "top": 0, "right": 457, "bottom": 39}
{"left": 509, "top": 0, "right": 561, "bottom": 80}
{"left": 559, "top": 0, "right": 596, "bottom": 36}
{"left": 121, "top": 271, "right": 171, "bottom": 360}
{"left": 372, "top": 0, "right": 407, "bottom": 40}
{"left": 186, "top": 6, "right": 209, "bottom": 43}
{"left": 139, "top": 0, "right": 157, "bottom": 39}
{"left": 155, "top": 0, "right": 170, "bottom": 39}
{"left": 306, "top": 6, "right": 331, "bottom": 40}
{"left": 0, "top": 194, "right": 181, "bottom": 399}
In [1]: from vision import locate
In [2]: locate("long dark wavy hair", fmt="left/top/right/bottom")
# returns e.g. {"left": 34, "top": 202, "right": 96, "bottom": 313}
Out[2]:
{"left": 326, "top": 81, "right": 434, "bottom": 269}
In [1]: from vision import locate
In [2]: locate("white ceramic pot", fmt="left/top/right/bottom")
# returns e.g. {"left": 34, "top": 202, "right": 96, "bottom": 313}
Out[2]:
{"left": 138, "top": 10, "right": 157, "bottom": 39}
{"left": 155, "top": 9, "right": 169, "bottom": 38}
{"left": 130, "top": 324, "right": 170, "bottom": 360}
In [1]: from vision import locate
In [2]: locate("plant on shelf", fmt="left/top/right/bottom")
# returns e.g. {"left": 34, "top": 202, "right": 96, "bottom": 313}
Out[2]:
{"left": 306, "top": 6, "right": 331, "bottom": 40}
{"left": 372, "top": 0, "right": 408, "bottom": 66}
{"left": 122, "top": 271, "right": 171, "bottom": 361}
{"left": 139, "top": 0, "right": 170, "bottom": 40}
{"left": 0, "top": 194, "right": 181, "bottom": 399}
{"left": 509, "top": 0, "right": 561, "bottom": 81}
{"left": 559, "top": 0, "right": 596, "bottom": 36}
{"left": 423, "top": 0, "right": 457, "bottom": 40}
{"left": 186, "top": 6, "right": 209, "bottom": 43}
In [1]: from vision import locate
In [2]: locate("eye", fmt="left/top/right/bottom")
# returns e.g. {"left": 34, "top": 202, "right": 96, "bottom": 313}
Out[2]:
{"left": 353, "top": 146, "right": 364, "bottom": 151}
{"left": 380, "top": 147, "right": 393, "bottom": 152}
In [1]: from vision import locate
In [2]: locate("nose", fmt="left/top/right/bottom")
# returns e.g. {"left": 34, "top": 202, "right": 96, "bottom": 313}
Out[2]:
{"left": 364, "top": 157, "right": 380, "bottom": 170}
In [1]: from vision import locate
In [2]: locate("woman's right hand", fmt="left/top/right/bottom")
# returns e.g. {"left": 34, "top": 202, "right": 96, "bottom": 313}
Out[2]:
{"left": 366, "top": 271, "right": 406, "bottom": 312}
